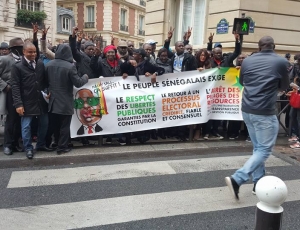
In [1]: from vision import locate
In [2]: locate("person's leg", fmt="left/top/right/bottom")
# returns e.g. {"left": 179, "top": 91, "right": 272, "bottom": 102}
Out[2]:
{"left": 4, "top": 89, "right": 20, "bottom": 150}
{"left": 232, "top": 113, "right": 279, "bottom": 186}
{"left": 21, "top": 116, "right": 33, "bottom": 151}
{"left": 57, "top": 115, "right": 72, "bottom": 150}
{"left": 36, "top": 113, "right": 49, "bottom": 148}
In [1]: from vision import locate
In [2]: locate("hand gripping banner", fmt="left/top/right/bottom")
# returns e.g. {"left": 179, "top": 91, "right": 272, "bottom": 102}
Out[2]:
{"left": 70, "top": 67, "right": 243, "bottom": 138}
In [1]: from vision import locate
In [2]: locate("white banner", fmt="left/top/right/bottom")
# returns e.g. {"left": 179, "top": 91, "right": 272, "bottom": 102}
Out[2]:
{"left": 70, "top": 67, "right": 243, "bottom": 138}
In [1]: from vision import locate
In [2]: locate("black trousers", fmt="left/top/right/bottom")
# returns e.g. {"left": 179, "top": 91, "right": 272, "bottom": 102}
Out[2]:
{"left": 48, "top": 113, "right": 72, "bottom": 150}
{"left": 228, "top": 120, "right": 242, "bottom": 136}
{"left": 4, "top": 89, "right": 21, "bottom": 148}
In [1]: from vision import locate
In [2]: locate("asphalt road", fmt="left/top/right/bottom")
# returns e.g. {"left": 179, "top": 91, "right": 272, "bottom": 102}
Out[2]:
{"left": 0, "top": 149, "right": 300, "bottom": 230}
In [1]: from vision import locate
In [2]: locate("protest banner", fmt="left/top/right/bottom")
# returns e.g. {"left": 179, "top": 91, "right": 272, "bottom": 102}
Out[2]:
{"left": 70, "top": 67, "right": 243, "bottom": 138}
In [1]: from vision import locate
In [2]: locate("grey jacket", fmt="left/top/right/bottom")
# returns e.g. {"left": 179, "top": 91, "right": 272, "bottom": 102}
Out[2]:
{"left": 0, "top": 54, "right": 15, "bottom": 91}
{"left": 155, "top": 58, "right": 172, "bottom": 74}
{"left": 46, "top": 44, "right": 88, "bottom": 115}
{"left": 240, "top": 50, "right": 289, "bottom": 115}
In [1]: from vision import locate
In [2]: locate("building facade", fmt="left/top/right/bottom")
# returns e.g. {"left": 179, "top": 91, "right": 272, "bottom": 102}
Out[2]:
{"left": 0, "top": 0, "right": 57, "bottom": 44}
{"left": 57, "top": 0, "right": 146, "bottom": 47}
{"left": 146, "top": 0, "right": 300, "bottom": 55}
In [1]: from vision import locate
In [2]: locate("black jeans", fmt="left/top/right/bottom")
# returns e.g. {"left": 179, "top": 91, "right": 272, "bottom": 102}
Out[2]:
{"left": 4, "top": 89, "right": 21, "bottom": 148}
{"left": 47, "top": 113, "right": 72, "bottom": 150}
{"left": 228, "top": 120, "right": 242, "bottom": 137}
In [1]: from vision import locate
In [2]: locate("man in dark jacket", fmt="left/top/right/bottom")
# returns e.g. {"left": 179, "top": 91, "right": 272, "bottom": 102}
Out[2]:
{"left": 225, "top": 36, "right": 289, "bottom": 200}
{"left": 11, "top": 39, "right": 51, "bottom": 159}
{"left": 0, "top": 38, "right": 24, "bottom": 155}
{"left": 46, "top": 44, "right": 88, "bottom": 155}
{"left": 171, "top": 41, "right": 197, "bottom": 73}
{"left": 208, "top": 32, "right": 241, "bottom": 68}
{"left": 70, "top": 27, "right": 96, "bottom": 79}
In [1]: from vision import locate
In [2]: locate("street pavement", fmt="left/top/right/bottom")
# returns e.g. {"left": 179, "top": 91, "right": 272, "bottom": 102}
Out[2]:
{"left": 0, "top": 145, "right": 300, "bottom": 229}
{"left": 1, "top": 122, "right": 300, "bottom": 229}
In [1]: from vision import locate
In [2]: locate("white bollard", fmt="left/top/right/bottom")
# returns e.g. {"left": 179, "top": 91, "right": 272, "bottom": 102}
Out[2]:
{"left": 255, "top": 176, "right": 288, "bottom": 230}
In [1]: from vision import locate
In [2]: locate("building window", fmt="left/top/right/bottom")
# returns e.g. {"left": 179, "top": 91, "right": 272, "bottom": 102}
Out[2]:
{"left": 62, "top": 17, "right": 71, "bottom": 32}
{"left": 86, "top": 6, "right": 95, "bottom": 22}
{"left": 174, "top": 0, "right": 206, "bottom": 45}
{"left": 138, "top": 15, "right": 145, "bottom": 35}
{"left": 20, "top": 0, "right": 40, "bottom": 11}
{"left": 120, "top": 8, "right": 127, "bottom": 26}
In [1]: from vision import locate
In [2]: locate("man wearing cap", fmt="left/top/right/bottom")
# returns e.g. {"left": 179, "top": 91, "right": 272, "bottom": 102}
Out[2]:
{"left": 70, "top": 26, "right": 96, "bottom": 79}
{"left": 0, "top": 37, "right": 24, "bottom": 155}
{"left": 0, "top": 42, "right": 9, "bottom": 56}
{"left": 117, "top": 41, "right": 133, "bottom": 62}
{"left": 207, "top": 33, "right": 241, "bottom": 68}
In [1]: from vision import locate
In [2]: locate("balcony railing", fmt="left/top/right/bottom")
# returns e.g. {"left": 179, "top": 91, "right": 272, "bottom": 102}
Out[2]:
{"left": 15, "top": 18, "right": 44, "bottom": 29}
{"left": 138, "top": 29, "right": 145, "bottom": 36}
{"left": 140, "top": 0, "right": 146, "bottom": 6}
{"left": 85, "top": 22, "right": 95, "bottom": 28}
{"left": 120, "top": 24, "right": 128, "bottom": 32}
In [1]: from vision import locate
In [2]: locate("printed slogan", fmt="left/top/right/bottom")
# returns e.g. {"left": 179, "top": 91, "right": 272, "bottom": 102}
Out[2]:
{"left": 70, "top": 67, "right": 243, "bottom": 138}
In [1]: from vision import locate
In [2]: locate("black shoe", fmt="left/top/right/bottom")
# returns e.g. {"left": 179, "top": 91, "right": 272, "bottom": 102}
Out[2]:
{"left": 68, "top": 143, "right": 73, "bottom": 148}
{"left": 0, "top": 143, "right": 2, "bottom": 147}
{"left": 3, "top": 147, "right": 12, "bottom": 155}
{"left": 229, "top": 135, "right": 239, "bottom": 140}
{"left": 151, "top": 131, "right": 158, "bottom": 140}
{"left": 51, "top": 142, "right": 58, "bottom": 148}
{"left": 26, "top": 150, "right": 34, "bottom": 159}
{"left": 212, "top": 132, "right": 224, "bottom": 140}
{"left": 12, "top": 145, "right": 23, "bottom": 152}
{"left": 56, "top": 148, "right": 72, "bottom": 155}
{"left": 36, "top": 146, "right": 55, "bottom": 152}
{"left": 252, "top": 183, "right": 257, "bottom": 195}
{"left": 225, "top": 177, "right": 240, "bottom": 200}
{"left": 117, "top": 138, "right": 126, "bottom": 146}
{"left": 106, "top": 137, "right": 112, "bottom": 144}
{"left": 82, "top": 138, "right": 90, "bottom": 146}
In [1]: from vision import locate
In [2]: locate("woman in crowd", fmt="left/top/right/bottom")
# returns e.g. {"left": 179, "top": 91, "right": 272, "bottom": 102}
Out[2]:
{"left": 155, "top": 48, "right": 172, "bottom": 74}
{"left": 194, "top": 49, "right": 212, "bottom": 140}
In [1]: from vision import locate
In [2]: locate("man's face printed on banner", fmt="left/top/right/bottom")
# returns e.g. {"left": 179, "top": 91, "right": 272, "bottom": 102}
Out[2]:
{"left": 74, "top": 89, "right": 102, "bottom": 126}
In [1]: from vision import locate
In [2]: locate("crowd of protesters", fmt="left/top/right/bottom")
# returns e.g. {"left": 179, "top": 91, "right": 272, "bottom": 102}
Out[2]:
{"left": 0, "top": 23, "right": 297, "bottom": 159}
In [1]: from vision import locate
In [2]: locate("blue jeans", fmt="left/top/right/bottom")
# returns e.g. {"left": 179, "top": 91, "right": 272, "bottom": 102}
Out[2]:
{"left": 21, "top": 114, "right": 48, "bottom": 151}
{"left": 232, "top": 112, "right": 279, "bottom": 186}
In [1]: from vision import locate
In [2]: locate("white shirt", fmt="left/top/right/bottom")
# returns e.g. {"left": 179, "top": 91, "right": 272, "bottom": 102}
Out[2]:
{"left": 24, "top": 56, "right": 36, "bottom": 69}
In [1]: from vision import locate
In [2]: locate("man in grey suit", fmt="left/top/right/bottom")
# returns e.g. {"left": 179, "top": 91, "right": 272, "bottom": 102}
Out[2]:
{"left": 45, "top": 44, "right": 88, "bottom": 154}
{"left": 0, "top": 38, "right": 24, "bottom": 155}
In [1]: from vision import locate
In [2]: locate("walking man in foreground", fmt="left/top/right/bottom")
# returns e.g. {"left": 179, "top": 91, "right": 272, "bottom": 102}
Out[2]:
{"left": 225, "top": 36, "right": 289, "bottom": 200}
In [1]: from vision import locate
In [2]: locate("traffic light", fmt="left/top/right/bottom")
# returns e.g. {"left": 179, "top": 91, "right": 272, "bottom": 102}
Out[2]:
{"left": 232, "top": 18, "right": 250, "bottom": 35}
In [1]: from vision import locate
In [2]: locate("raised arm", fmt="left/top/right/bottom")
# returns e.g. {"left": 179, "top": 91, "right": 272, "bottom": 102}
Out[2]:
{"left": 207, "top": 33, "right": 214, "bottom": 51}
{"left": 32, "top": 22, "right": 40, "bottom": 62}
{"left": 164, "top": 27, "right": 175, "bottom": 59}
{"left": 69, "top": 27, "right": 82, "bottom": 63}
{"left": 228, "top": 32, "right": 241, "bottom": 63}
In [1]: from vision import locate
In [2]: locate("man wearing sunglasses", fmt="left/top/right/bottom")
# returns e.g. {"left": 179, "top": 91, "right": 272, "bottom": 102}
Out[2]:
{"left": 74, "top": 89, "right": 103, "bottom": 135}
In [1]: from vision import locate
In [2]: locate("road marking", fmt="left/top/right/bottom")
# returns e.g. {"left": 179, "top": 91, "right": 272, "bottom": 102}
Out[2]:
{"left": 7, "top": 155, "right": 290, "bottom": 188}
{"left": 1, "top": 180, "right": 299, "bottom": 230}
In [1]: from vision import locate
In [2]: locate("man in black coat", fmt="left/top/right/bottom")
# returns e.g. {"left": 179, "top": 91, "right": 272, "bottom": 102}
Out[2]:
{"left": 46, "top": 44, "right": 88, "bottom": 154}
{"left": 11, "top": 39, "right": 51, "bottom": 159}
{"left": 70, "top": 26, "right": 96, "bottom": 79}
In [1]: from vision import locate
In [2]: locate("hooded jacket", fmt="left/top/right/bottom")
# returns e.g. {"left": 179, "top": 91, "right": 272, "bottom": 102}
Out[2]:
{"left": 46, "top": 44, "right": 88, "bottom": 115}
